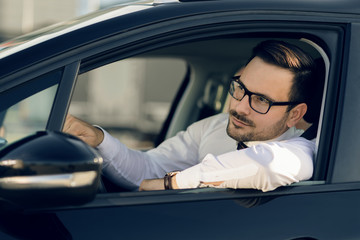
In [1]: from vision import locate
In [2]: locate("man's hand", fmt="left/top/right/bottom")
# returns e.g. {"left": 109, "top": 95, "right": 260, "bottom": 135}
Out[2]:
{"left": 63, "top": 114, "right": 104, "bottom": 147}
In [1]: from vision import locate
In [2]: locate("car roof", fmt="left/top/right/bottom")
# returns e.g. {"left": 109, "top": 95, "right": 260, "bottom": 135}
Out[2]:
{"left": 0, "top": 3, "right": 153, "bottom": 59}
{"left": 180, "top": 0, "right": 360, "bottom": 15}
{"left": 1, "top": 0, "right": 359, "bottom": 50}
{"left": 0, "top": 0, "right": 359, "bottom": 78}
{"left": 1, "top": 0, "right": 359, "bottom": 57}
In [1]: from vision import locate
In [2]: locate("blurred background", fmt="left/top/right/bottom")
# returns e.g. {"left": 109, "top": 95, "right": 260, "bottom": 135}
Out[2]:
{"left": 0, "top": 0, "right": 186, "bottom": 149}
{"left": 0, "top": 0, "right": 134, "bottom": 41}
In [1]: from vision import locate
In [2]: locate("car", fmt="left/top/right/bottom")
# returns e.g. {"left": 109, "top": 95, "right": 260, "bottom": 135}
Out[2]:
{"left": 0, "top": 0, "right": 359, "bottom": 239}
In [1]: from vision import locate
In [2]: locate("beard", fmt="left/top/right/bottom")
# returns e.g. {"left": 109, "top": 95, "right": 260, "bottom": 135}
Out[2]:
{"left": 226, "top": 109, "right": 289, "bottom": 142}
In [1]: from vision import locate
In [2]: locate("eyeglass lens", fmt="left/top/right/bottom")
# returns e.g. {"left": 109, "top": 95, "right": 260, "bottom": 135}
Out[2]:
{"left": 230, "top": 80, "right": 271, "bottom": 114}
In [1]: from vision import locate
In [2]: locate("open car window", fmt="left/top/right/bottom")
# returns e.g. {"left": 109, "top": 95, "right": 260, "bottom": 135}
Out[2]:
{"left": 70, "top": 58, "right": 186, "bottom": 150}
{"left": 69, "top": 35, "right": 329, "bottom": 195}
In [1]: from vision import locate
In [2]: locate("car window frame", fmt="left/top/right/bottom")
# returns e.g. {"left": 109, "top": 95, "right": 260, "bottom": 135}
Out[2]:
{"left": 1, "top": 10, "right": 347, "bottom": 207}
{"left": 47, "top": 61, "right": 80, "bottom": 131}
{"left": 0, "top": 69, "right": 62, "bottom": 114}
{"left": 65, "top": 20, "right": 344, "bottom": 204}
{"left": 329, "top": 22, "right": 360, "bottom": 183}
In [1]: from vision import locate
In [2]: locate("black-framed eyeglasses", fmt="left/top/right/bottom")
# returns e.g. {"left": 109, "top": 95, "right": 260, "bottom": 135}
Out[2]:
{"left": 229, "top": 76, "right": 302, "bottom": 114}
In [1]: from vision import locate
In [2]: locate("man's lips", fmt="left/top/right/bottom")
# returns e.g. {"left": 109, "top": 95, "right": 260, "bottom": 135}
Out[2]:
{"left": 229, "top": 110, "right": 254, "bottom": 128}
{"left": 231, "top": 115, "right": 250, "bottom": 127}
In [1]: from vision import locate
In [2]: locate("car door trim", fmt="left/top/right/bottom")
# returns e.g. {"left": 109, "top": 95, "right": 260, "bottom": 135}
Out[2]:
{"left": 47, "top": 61, "right": 80, "bottom": 131}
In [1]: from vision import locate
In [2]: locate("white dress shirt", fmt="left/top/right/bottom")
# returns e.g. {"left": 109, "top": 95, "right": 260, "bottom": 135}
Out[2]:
{"left": 97, "top": 113, "right": 315, "bottom": 192}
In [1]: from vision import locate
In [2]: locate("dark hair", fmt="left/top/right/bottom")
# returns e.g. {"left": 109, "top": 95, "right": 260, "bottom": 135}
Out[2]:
{"left": 250, "top": 40, "right": 316, "bottom": 113}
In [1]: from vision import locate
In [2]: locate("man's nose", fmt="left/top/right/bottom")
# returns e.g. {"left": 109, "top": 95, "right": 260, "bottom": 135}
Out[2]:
{"left": 234, "top": 95, "right": 252, "bottom": 115}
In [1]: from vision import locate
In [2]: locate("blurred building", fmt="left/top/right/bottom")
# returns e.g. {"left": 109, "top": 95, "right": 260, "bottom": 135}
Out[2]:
{"left": 0, "top": 0, "right": 140, "bottom": 41}
{"left": 0, "top": 0, "right": 85, "bottom": 40}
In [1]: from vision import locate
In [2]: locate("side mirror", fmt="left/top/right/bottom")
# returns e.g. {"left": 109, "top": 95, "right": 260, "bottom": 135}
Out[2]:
{"left": 0, "top": 131, "right": 102, "bottom": 210}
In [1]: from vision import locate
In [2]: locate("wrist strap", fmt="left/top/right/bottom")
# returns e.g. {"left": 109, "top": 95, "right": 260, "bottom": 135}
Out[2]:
{"left": 164, "top": 171, "right": 180, "bottom": 190}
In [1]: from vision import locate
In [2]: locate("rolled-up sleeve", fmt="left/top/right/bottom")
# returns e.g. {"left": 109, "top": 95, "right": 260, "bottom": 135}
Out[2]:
{"left": 95, "top": 116, "right": 210, "bottom": 189}
{"left": 176, "top": 137, "right": 315, "bottom": 192}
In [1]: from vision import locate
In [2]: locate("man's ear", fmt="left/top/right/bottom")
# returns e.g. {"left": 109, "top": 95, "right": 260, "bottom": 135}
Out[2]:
{"left": 286, "top": 103, "right": 307, "bottom": 128}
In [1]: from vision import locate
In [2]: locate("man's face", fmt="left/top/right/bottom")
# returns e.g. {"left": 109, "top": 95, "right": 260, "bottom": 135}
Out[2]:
{"left": 227, "top": 57, "right": 295, "bottom": 142}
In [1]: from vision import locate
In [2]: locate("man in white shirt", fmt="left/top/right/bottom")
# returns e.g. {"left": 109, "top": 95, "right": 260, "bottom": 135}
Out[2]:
{"left": 64, "top": 40, "right": 317, "bottom": 192}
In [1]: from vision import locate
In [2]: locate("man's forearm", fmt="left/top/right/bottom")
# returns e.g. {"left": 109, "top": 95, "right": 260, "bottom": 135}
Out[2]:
{"left": 139, "top": 174, "right": 179, "bottom": 191}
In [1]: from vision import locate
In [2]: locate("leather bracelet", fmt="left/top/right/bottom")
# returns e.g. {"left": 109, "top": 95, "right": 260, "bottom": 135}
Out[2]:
{"left": 164, "top": 171, "right": 180, "bottom": 190}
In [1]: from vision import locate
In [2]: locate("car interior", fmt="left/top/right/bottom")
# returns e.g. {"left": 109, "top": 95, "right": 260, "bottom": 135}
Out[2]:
{"left": 69, "top": 34, "right": 328, "bottom": 192}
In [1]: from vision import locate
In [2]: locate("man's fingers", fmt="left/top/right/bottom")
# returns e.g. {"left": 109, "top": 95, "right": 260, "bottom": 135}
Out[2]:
{"left": 63, "top": 114, "right": 77, "bottom": 132}
{"left": 62, "top": 114, "right": 104, "bottom": 147}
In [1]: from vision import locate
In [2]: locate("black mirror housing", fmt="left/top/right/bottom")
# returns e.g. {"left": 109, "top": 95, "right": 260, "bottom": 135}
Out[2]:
{"left": 0, "top": 131, "right": 102, "bottom": 210}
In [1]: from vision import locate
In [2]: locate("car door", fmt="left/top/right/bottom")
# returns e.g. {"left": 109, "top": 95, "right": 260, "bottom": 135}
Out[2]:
{"left": 56, "top": 7, "right": 358, "bottom": 240}
{"left": 0, "top": 2, "right": 359, "bottom": 240}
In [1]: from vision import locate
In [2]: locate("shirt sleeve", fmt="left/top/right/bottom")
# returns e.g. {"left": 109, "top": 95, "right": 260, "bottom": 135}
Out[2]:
{"left": 175, "top": 137, "right": 315, "bottom": 192}
{"left": 96, "top": 118, "right": 208, "bottom": 189}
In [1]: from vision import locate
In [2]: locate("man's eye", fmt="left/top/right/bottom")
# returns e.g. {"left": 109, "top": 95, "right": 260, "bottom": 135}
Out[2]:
{"left": 254, "top": 95, "right": 270, "bottom": 104}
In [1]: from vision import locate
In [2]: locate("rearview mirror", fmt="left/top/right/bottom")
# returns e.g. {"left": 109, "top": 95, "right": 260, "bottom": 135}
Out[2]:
{"left": 0, "top": 131, "right": 102, "bottom": 210}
